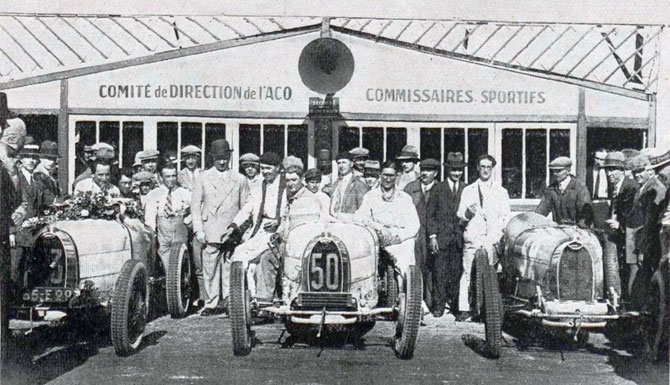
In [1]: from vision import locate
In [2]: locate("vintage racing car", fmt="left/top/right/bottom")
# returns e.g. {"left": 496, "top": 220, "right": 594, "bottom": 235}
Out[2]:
{"left": 229, "top": 220, "right": 422, "bottom": 359}
{"left": 472, "top": 212, "right": 662, "bottom": 358}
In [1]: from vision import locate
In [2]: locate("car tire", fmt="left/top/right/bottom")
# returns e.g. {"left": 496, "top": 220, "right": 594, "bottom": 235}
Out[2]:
{"left": 111, "top": 259, "right": 149, "bottom": 356}
{"left": 483, "top": 265, "right": 503, "bottom": 359}
{"left": 644, "top": 270, "right": 668, "bottom": 361}
{"left": 230, "top": 261, "right": 253, "bottom": 356}
{"left": 166, "top": 242, "right": 192, "bottom": 318}
{"left": 473, "top": 249, "right": 488, "bottom": 320}
{"left": 386, "top": 264, "right": 399, "bottom": 307}
{"left": 394, "top": 265, "right": 422, "bottom": 359}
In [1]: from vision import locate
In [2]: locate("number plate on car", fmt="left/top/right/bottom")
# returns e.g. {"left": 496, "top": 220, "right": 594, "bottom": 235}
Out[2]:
{"left": 23, "top": 287, "right": 74, "bottom": 303}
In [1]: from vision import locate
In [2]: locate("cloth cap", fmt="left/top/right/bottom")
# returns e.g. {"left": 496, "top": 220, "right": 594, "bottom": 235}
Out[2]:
{"left": 83, "top": 145, "right": 94, "bottom": 152}
{"left": 364, "top": 160, "right": 380, "bottom": 171}
{"left": 602, "top": 151, "right": 625, "bottom": 169}
{"left": 628, "top": 154, "right": 651, "bottom": 172}
{"left": 133, "top": 151, "right": 144, "bottom": 167}
{"left": 548, "top": 156, "right": 572, "bottom": 169}
{"left": 621, "top": 148, "right": 640, "bottom": 161}
{"left": 259, "top": 151, "right": 281, "bottom": 166}
{"left": 133, "top": 171, "right": 154, "bottom": 184}
{"left": 1, "top": 117, "right": 27, "bottom": 150}
{"left": 595, "top": 150, "right": 608, "bottom": 160}
{"left": 304, "top": 168, "right": 322, "bottom": 182}
{"left": 396, "top": 144, "right": 419, "bottom": 161}
{"left": 335, "top": 151, "right": 352, "bottom": 161}
{"left": 94, "top": 142, "right": 115, "bottom": 160}
{"left": 420, "top": 158, "right": 441, "bottom": 170}
{"left": 646, "top": 147, "right": 670, "bottom": 170}
{"left": 181, "top": 145, "right": 201, "bottom": 155}
{"left": 19, "top": 144, "right": 39, "bottom": 156}
{"left": 445, "top": 152, "right": 466, "bottom": 168}
{"left": 239, "top": 153, "right": 260, "bottom": 164}
{"left": 349, "top": 147, "right": 369, "bottom": 158}
{"left": 39, "top": 140, "right": 59, "bottom": 158}
{"left": 140, "top": 149, "right": 159, "bottom": 160}
{"left": 283, "top": 155, "right": 303, "bottom": 171}
{"left": 210, "top": 139, "right": 232, "bottom": 159}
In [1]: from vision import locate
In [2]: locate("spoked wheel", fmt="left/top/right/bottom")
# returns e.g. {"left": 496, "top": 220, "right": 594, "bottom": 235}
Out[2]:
{"left": 643, "top": 271, "right": 667, "bottom": 361}
{"left": 394, "top": 265, "right": 422, "bottom": 359}
{"left": 111, "top": 259, "right": 149, "bottom": 356}
{"left": 482, "top": 266, "right": 503, "bottom": 359}
{"left": 385, "top": 264, "right": 399, "bottom": 307}
{"left": 473, "top": 249, "right": 488, "bottom": 320}
{"left": 230, "top": 261, "right": 253, "bottom": 356}
{"left": 167, "top": 242, "right": 192, "bottom": 318}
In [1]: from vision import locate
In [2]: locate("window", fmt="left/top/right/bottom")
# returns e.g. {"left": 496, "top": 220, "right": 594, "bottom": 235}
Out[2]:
{"left": 157, "top": 122, "right": 178, "bottom": 160}
{"left": 287, "top": 125, "right": 308, "bottom": 168}
{"left": 501, "top": 127, "right": 573, "bottom": 199}
{"left": 75, "top": 120, "right": 144, "bottom": 169}
{"left": 122, "top": 122, "right": 143, "bottom": 169}
{"left": 420, "top": 126, "right": 489, "bottom": 182}
{"left": 238, "top": 123, "right": 308, "bottom": 167}
{"left": 338, "top": 125, "right": 407, "bottom": 162}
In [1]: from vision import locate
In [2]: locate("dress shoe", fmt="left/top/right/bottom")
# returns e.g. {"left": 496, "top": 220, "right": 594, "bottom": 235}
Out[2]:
{"left": 200, "top": 308, "right": 217, "bottom": 317}
{"left": 454, "top": 311, "right": 471, "bottom": 322}
{"left": 432, "top": 308, "right": 445, "bottom": 318}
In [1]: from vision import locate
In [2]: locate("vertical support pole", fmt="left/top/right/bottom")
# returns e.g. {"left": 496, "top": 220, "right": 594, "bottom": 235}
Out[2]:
{"left": 58, "top": 78, "right": 69, "bottom": 192}
{"left": 576, "top": 88, "right": 587, "bottom": 182}
{"left": 648, "top": 93, "right": 657, "bottom": 147}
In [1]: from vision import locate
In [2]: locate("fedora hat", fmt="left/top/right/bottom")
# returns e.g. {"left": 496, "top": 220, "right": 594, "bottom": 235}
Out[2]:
{"left": 396, "top": 145, "right": 419, "bottom": 161}
{"left": 445, "top": 152, "right": 466, "bottom": 168}
{"left": 39, "top": 140, "right": 59, "bottom": 158}
{"left": 210, "top": 139, "right": 232, "bottom": 159}
{"left": 602, "top": 151, "right": 625, "bottom": 169}
{"left": 646, "top": 147, "right": 670, "bottom": 170}
{"left": 19, "top": 144, "right": 40, "bottom": 157}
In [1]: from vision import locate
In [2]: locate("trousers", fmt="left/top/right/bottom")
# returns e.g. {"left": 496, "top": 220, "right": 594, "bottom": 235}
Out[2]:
{"left": 432, "top": 243, "right": 463, "bottom": 313}
{"left": 156, "top": 215, "right": 189, "bottom": 269}
{"left": 202, "top": 242, "right": 233, "bottom": 310}
{"left": 385, "top": 239, "right": 416, "bottom": 278}
{"left": 459, "top": 242, "right": 496, "bottom": 312}
{"left": 231, "top": 228, "right": 279, "bottom": 301}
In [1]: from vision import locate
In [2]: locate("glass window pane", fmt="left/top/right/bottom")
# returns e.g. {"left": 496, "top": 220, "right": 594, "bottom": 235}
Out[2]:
{"left": 263, "top": 124, "right": 285, "bottom": 156}
{"left": 75, "top": 121, "right": 96, "bottom": 177}
{"left": 204, "top": 123, "right": 226, "bottom": 168}
{"left": 239, "top": 124, "right": 261, "bottom": 158}
{"left": 444, "top": 128, "right": 465, "bottom": 155}
{"left": 550, "top": 129, "right": 571, "bottom": 160}
{"left": 525, "top": 130, "right": 547, "bottom": 199}
{"left": 122, "top": 122, "right": 143, "bottom": 170}
{"left": 181, "top": 122, "right": 202, "bottom": 149}
{"left": 362, "top": 127, "right": 383, "bottom": 162}
{"left": 99, "top": 121, "right": 120, "bottom": 162}
{"left": 386, "top": 127, "right": 407, "bottom": 162}
{"left": 338, "top": 126, "right": 359, "bottom": 156}
{"left": 502, "top": 129, "right": 522, "bottom": 199}
{"left": 420, "top": 127, "right": 441, "bottom": 161}
{"left": 157, "top": 122, "right": 178, "bottom": 161}
{"left": 467, "top": 128, "right": 489, "bottom": 184}
{"left": 288, "top": 124, "right": 308, "bottom": 168}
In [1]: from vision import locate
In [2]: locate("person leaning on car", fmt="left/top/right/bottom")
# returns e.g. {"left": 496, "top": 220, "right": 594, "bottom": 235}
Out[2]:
{"left": 535, "top": 156, "right": 593, "bottom": 228}
{"left": 191, "top": 139, "right": 249, "bottom": 316}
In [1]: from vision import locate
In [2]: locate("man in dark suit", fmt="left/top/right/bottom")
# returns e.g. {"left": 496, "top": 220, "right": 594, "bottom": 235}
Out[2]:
{"left": 536, "top": 157, "right": 593, "bottom": 228}
{"left": 602, "top": 152, "right": 638, "bottom": 299}
{"left": 404, "top": 158, "right": 440, "bottom": 314}
{"left": 327, "top": 151, "right": 369, "bottom": 219}
{"left": 426, "top": 152, "right": 465, "bottom": 317}
{"left": 34, "top": 140, "right": 61, "bottom": 209}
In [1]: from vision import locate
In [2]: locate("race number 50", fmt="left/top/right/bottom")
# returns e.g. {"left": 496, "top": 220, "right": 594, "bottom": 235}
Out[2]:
{"left": 310, "top": 252, "right": 339, "bottom": 291}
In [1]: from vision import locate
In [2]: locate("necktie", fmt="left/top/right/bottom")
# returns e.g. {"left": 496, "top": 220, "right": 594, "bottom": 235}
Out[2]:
{"left": 452, "top": 181, "right": 457, "bottom": 195}
{"left": 594, "top": 170, "right": 600, "bottom": 199}
{"left": 478, "top": 183, "right": 484, "bottom": 208}
{"left": 164, "top": 189, "right": 174, "bottom": 217}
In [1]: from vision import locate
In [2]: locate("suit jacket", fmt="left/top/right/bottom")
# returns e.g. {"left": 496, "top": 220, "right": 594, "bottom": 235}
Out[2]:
{"left": 457, "top": 179, "right": 511, "bottom": 248}
{"left": 427, "top": 178, "right": 465, "bottom": 249}
{"left": 13, "top": 170, "right": 44, "bottom": 246}
{"left": 628, "top": 176, "right": 667, "bottom": 258}
{"left": 327, "top": 174, "right": 369, "bottom": 215}
{"left": 585, "top": 166, "right": 611, "bottom": 199}
{"left": 611, "top": 177, "right": 638, "bottom": 232}
{"left": 404, "top": 179, "right": 436, "bottom": 237}
{"left": 232, "top": 176, "right": 286, "bottom": 237}
{"left": 191, "top": 167, "right": 249, "bottom": 242}
{"left": 178, "top": 168, "right": 200, "bottom": 191}
{"left": 536, "top": 176, "right": 593, "bottom": 228}
{"left": 33, "top": 167, "right": 61, "bottom": 209}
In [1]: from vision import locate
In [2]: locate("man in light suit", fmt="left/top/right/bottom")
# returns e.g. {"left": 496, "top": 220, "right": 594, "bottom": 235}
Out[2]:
{"left": 192, "top": 139, "right": 249, "bottom": 316}
{"left": 456, "top": 154, "right": 511, "bottom": 321}
{"left": 327, "top": 151, "right": 369, "bottom": 219}
{"left": 178, "top": 145, "right": 201, "bottom": 191}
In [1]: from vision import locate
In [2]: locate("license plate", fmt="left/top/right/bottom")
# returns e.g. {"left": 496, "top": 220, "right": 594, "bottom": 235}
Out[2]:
{"left": 23, "top": 287, "right": 74, "bottom": 303}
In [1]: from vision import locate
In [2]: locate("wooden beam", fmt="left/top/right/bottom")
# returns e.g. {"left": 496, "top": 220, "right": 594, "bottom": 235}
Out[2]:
{"left": 576, "top": 88, "right": 587, "bottom": 182}
{"left": 57, "top": 78, "right": 68, "bottom": 193}
{"left": 648, "top": 93, "right": 656, "bottom": 146}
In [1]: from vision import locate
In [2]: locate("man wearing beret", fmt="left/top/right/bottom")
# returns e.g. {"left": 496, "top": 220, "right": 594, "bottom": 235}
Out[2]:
{"left": 226, "top": 152, "right": 286, "bottom": 302}
{"left": 404, "top": 158, "right": 440, "bottom": 315}
{"left": 192, "top": 139, "right": 249, "bottom": 316}
{"left": 178, "top": 145, "right": 202, "bottom": 191}
{"left": 427, "top": 152, "right": 466, "bottom": 318}
{"left": 536, "top": 156, "right": 593, "bottom": 228}
{"left": 349, "top": 147, "right": 369, "bottom": 178}
{"left": 328, "top": 152, "right": 369, "bottom": 219}
{"left": 239, "top": 153, "right": 262, "bottom": 193}
{"left": 456, "top": 154, "right": 510, "bottom": 321}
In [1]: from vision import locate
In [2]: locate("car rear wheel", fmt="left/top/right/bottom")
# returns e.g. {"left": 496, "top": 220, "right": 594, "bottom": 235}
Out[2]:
{"left": 111, "top": 259, "right": 149, "bottom": 356}
{"left": 482, "top": 264, "right": 503, "bottom": 359}
{"left": 644, "top": 271, "right": 668, "bottom": 361}
{"left": 473, "top": 249, "right": 488, "bottom": 320}
{"left": 230, "top": 261, "right": 253, "bottom": 356}
{"left": 394, "top": 265, "right": 422, "bottom": 359}
{"left": 385, "top": 264, "right": 399, "bottom": 307}
{"left": 167, "top": 242, "right": 192, "bottom": 318}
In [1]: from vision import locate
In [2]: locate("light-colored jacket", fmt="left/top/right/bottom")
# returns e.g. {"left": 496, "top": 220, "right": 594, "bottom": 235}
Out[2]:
{"left": 191, "top": 167, "right": 249, "bottom": 242}
{"left": 178, "top": 168, "right": 200, "bottom": 191}
{"left": 144, "top": 185, "right": 192, "bottom": 231}
{"left": 457, "top": 179, "right": 510, "bottom": 248}
{"left": 355, "top": 188, "right": 420, "bottom": 243}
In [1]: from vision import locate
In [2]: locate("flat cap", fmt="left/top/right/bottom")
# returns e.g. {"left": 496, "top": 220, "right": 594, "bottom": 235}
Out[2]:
{"left": 133, "top": 151, "right": 144, "bottom": 167}
{"left": 283, "top": 155, "right": 304, "bottom": 171}
{"left": 420, "top": 158, "right": 441, "bottom": 169}
{"left": 94, "top": 142, "right": 115, "bottom": 160}
{"left": 349, "top": 147, "right": 369, "bottom": 157}
{"left": 239, "top": 153, "right": 260, "bottom": 164}
{"left": 140, "top": 149, "right": 160, "bottom": 160}
{"left": 548, "top": 156, "right": 572, "bottom": 169}
{"left": 83, "top": 145, "right": 94, "bottom": 152}
{"left": 594, "top": 150, "right": 607, "bottom": 160}
{"left": 628, "top": 154, "right": 651, "bottom": 172}
{"left": 304, "top": 168, "right": 322, "bottom": 182}
{"left": 181, "top": 145, "right": 201, "bottom": 155}
{"left": 364, "top": 160, "right": 380, "bottom": 171}
{"left": 91, "top": 142, "right": 113, "bottom": 152}
{"left": 259, "top": 151, "right": 281, "bottom": 166}
{"left": 335, "top": 152, "right": 352, "bottom": 161}
{"left": 602, "top": 151, "right": 625, "bottom": 169}
{"left": 132, "top": 171, "right": 154, "bottom": 184}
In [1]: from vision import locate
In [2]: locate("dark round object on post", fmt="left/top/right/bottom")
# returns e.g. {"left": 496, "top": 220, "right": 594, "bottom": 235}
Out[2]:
{"left": 299, "top": 38, "right": 355, "bottom": 95}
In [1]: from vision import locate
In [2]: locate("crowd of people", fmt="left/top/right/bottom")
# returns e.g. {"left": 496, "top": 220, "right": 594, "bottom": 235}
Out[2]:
{"left": 1, "top": 95, "right": 670, "bottom": 361}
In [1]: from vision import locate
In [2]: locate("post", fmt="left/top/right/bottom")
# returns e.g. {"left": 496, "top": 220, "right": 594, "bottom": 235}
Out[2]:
{"left": 58, "top": 79, "right": 69, "bottom": 192}
{"left": 648, "top": 92, "right": 657, "bottom": 147}
{"left": 576, "top": 88, "right": 587, "bottom": 182}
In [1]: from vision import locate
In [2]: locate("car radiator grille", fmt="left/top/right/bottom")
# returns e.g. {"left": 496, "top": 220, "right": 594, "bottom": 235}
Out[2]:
{"left": 296, "top": 292, "right": 355, "bottom": 310}
{"left": 558, "top": 247, "right": 593, "bottom": 302}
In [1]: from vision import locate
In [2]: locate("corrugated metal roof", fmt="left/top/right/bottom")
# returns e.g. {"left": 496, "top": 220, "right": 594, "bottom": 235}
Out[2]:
{"left": 0, "top": 15, "right": 663, "bottom": 95}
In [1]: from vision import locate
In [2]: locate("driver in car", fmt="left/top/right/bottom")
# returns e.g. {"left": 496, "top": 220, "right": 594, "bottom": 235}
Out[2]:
{"left": 355, "top": 161, "right": 420, "bottom": 277}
